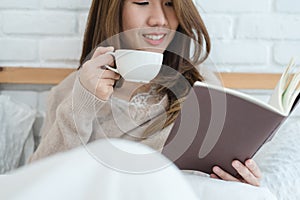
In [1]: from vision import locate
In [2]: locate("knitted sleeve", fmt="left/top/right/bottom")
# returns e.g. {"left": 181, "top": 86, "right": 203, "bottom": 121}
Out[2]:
{"left": 29, "top": 72, "right": 106, "bottom": 162}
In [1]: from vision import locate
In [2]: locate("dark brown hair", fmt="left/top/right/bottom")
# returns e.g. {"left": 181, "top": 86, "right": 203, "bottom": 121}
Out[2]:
{"left": 79, "top": 0, "right": 211, "bottom": 136}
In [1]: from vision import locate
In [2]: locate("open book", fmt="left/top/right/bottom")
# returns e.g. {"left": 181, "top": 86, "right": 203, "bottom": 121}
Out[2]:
{"left": 162, "top": 60, "right": 300, "bottom": 177}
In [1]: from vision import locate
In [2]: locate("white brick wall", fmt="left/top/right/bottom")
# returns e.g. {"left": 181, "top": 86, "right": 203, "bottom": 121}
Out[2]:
{"left": 0, "top": 0, "right": 300, "bottom": 71}
{"left": 276, "top": 0, "right": 300, "bottom": 13}
{"left": 0, "top": 39, "right": 37, "bottom": 61}
{"left": 42, "top": 0, "right": 92, "bottom": 10}
{"left": 3, "top": 11, "right": 77, "bottom": 35}
{"left": 197, "top": 0, "right": 272, "bottom": 13}
{"left": 0, "top": 0, "right": 90, "bottom": 68}
{"left": 40, "top": 38, "right": 82, "bottom": 61}
{"left": 196, "top": 0, "right": 300, "bottom": 72}
{"left": 0, "top": 0, "right": 40, "bottom": 9}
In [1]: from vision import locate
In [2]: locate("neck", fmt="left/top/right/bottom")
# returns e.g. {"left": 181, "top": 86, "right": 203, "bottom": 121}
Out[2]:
{"left": 113, "top": 81, "right": 152, "bottom": 101}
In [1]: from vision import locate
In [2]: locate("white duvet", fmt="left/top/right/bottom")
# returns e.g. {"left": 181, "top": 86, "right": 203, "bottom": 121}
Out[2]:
{"left": 0, "top": 139, "right": 276, "bottom": 200}
{"left": 253, "top": 117, "right": 300, "bottom": 200}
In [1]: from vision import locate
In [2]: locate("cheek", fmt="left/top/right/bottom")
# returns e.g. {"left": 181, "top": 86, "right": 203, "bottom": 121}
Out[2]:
{"left": 122, "top": 10, "right": 130, "bottom": 31}
{"left": 123, "top": 22, "right": 139, "bottom": 32}
{"left": 165, "top": 9, "right": 179, "bottom": 30}
{"left": 122, "top": 10, "right": 143, "bottom": 31}
{"left": 170, "top": 15, "right": 179, "bottom": 30}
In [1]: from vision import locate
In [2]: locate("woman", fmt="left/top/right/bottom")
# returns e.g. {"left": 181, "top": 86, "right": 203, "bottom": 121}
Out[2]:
{"left": 30, "top": 0, "right": 261, "bottom": 187}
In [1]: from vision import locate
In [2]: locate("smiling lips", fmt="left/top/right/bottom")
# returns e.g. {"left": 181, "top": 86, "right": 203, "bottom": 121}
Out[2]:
{"left": 143, "top": 33, "right": 167, "bottom": 45}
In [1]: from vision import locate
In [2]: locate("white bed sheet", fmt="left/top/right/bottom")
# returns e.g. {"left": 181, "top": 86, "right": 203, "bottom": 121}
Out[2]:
{"left": 0, "top": 139, "right": 276, "bottom": 200}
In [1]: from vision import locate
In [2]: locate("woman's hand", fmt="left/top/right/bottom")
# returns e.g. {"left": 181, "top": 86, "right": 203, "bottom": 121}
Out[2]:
{"left": 210, "top": 159, "right": 262, "bottom": 187}
{"left": 79, "top": 46, "right": 120, "bottom": 101}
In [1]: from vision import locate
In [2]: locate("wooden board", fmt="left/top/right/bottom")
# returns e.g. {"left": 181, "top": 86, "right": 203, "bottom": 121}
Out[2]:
{"left": 0, "top": 67, "right": 281, "bottom": 89}
{"left": 0, "top": 67, "right": 75, "bottom": 85}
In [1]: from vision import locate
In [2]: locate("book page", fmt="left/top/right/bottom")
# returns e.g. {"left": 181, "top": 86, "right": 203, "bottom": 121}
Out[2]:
{"left": 268, "top": 59, "right": 295, "bottom": 115}
{"left": 282, "top": 72, "right": 300, "bottom": 113}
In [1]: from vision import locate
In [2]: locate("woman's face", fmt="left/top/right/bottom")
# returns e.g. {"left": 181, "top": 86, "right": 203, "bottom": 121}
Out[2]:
{"left": 122, "top": 0, "right": 179, "bottom": 53}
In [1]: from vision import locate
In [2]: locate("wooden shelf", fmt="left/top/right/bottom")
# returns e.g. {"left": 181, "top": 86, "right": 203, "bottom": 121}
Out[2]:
{"left": 218, "top": 72, "right": 280, "bottom": 89}
{"left": 0, "top": 67, "right": 75, "bottom": 85}
{"left": 0, "top": 67, "right": 281, "bottom": 89}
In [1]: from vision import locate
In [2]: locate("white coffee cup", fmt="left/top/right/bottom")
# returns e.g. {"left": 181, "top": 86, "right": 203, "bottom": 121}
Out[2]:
{"left": 104, "top": 49, "right": 163, "bottom": 83}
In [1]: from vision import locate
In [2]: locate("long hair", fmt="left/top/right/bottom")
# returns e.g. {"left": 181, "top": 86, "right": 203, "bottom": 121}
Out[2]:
{"left": 79, "top": 0, "right": 211, "bottom": 137}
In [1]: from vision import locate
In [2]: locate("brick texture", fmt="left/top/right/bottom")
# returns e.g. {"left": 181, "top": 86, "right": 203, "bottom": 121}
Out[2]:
{"left": 0, "top": 0, "right": 299, "bottom": 72}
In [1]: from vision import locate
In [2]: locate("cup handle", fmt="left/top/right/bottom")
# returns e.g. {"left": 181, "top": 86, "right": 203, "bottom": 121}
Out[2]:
{"left": 103, "top": 64, "right": 119, "bottom": 74}
{"left": 103, "top": 52, "right": 119, "bottom": 74}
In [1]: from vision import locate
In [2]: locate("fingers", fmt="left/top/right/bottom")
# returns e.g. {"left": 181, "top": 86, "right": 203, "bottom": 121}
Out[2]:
{"left": 245, "top": 159, "right": 262, "bottom": 179}
{"left": 95, "top": 80, "right": 114, "bottom": 101}
{"left": 211, "top": 160, "right": 262, "bottom": 187}
{"left": 89, "top": 53, "right": 115, "bottom": 68}
{"left": 83, "top": 46, "right": 115, "bottom": 70}
{"left": 79, "top": 46, "right": 118, "bottom": 101}
{"left": 212, "top": 166, "right": 240, "bottom": 182}
{"left": 92, "top": 46, "right": 114, "bottom": 59}
{"left": 82, "top": 46, "right": 115, "bottom": 70}
{"left": 97, "top": 78, "right": 115, "bottom": 87}
{"left": 99, "top": 70, "right": 120, "bottom": 80}
{"left": 232, "top": 160, "right": 261, "bottom": 186}
{"left": 210, "top": 173, "right": 219, "bottom": 179}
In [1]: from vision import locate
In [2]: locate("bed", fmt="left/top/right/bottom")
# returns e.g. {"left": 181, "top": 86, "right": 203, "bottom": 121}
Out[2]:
{"left": 0, "top": 68, "right": 299, "bottom": 200}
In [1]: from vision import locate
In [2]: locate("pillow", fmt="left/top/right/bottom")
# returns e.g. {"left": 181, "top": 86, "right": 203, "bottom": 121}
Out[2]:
{"left": 254, "top": 117, "right": 300, "bottom": 200}
{"left": 0, "top": 95, "right": 36, "bottom": 174}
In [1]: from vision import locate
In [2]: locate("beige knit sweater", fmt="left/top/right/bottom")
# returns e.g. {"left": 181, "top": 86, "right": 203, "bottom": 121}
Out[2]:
{"left": 29, "top": 67, "right": 220, "bottom": 162}
{"left": 29, "top": 71, "right": 174, "bottom": 162}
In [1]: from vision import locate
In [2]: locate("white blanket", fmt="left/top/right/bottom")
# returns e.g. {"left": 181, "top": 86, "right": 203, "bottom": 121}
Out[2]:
{"left": 0, "top": 139, "right": 276, "bottom": 200}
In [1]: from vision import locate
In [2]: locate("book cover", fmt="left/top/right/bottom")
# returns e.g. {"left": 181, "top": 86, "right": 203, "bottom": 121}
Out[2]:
{"left": 162, "top": 60, "right": 300, "bottom": 177}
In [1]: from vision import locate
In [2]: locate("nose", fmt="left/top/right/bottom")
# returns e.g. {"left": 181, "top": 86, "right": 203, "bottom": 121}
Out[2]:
{"left": 147, "top": 5, "right": 168, "bottom": 27}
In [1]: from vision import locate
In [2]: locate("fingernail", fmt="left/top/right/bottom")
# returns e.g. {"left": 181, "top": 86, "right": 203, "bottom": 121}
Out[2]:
{"left": 233, "top": 161, "right": 240, "bottom": 168}
{"left": 213, "top": 166, "right": 220, "bottom": 173}
{"left": 247, "top": 160, "right": 253, "bottom": 167}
